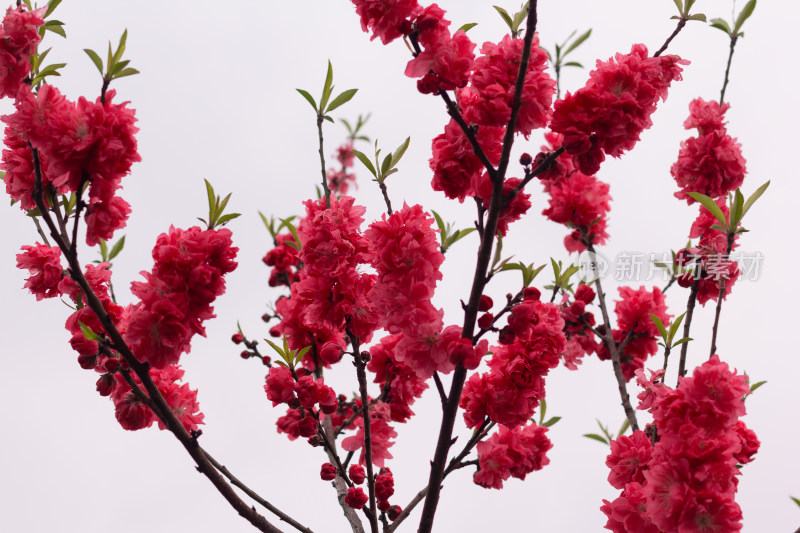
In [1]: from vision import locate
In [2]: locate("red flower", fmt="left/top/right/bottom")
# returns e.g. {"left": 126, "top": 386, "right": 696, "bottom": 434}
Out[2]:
{"left": 16, "top": 243, "right": 62, "bottom": 300}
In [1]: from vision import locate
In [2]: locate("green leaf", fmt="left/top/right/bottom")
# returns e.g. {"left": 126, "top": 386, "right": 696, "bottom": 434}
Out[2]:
{"left": 687, "top": 192, "right": 728, "bottom": 228}
{"left": 563, "top": 28, "right": 591, "bottom": 56}
{"left": 741, "top": 180, "right": 770, "bottom": 219}
{"left": 296, "top": 89, "right": 317, "bottom": 112}
{"left": 672, "top": 0, "right": 683, "bottom": 13}
{"left": 539, "top": 398, "right": 547, "bottom": 424}
{"left": 45, "top": 0, "right": 63, "bottom": 18}
{"left": 204, "top": 179, "right": 216, "bottom": 219}
{"left": 668, "top": 312, "right": 687, "bottom": 344}
{"left": 112, "top": 29, "right": 127, "bottom": 65}
{"left": 113, "top": 67, "right": 139, "bottom": 79}
{"left": 583, "top": 433, "right": 608, "bottom": 445}
{"left": 597, "top": 419, "right": 613, "bottom": 442}
{"left": 108, "top": 235, "right": 126, "bottom": 260}
{"left": 281, "top": 219, "right": 302, "bottom": 250}
{"left": 790, "top": 496, "right": 800, "bottom": 508}
{"left": 649, "top": 313, "right": 668, "bottom": 341}
{"left": 44, "top": 23, "right": 66, "bottom": 38}
{"left": 263, "top": 338, "right": 286, "bottom": 359}
{"left": 216, "top": 213, "right": 241, "bottom": 226}
{"left": 492, "top": 234, "right": 503, "bottom": 268}
{"left": 320, "top": 60, "right": 334, "bottom": 112}
{"left": 542, "top": 416, "right": 561, "bottom": 428}
{"left": 84, "top": 48, "right": 103, "bottom": 75}
{"left": 672, "top": 337, "right": 693, "bottom": 347}
{"left": 78, "top": 321, "right": 101, "bottom": 341}
{"left": 109, "top": 59, "right": 130, "bottom": 75}
{"left": 323, "top": 115, "right": 334, "bottom": 123}
{"left": 617, "top": 418, "right": 631, "bottom": 437}
{"left": 563, "top": 61, "right": 583, "bottom": 68}
{"left": 390, "top": 136, "right": 411, "bottom": 168}
{"left": 98, "top": 238, "right": 109, "bottom": 262}
{"left": 748, "top": 380, "right": 767, "bottom": 393}
{"left": 687, "top": 13, "right": 707, "bottom": 22}
{"left": 709, "top": 17, "right": 732, "bottom": 35}
{"left": 456, "top": 22, "right": 478, "bottom": 32}
{"left": 451, "top": 227, "right": 475, "bottom": 245}
{"left": 326, "top": 88, "right": 358, "bottom": 113}
{"left": 351, "top": 149, "right": 377, "bottom": 177}
{"left": 511, "top": 1, "right": 530, "bottom": 31}
{"left": 380, "top": 153, "right": 392, "bottom": 176}
{"left": 733, "top": 0, "right": 756, "bottom": 33}
{"left": 493, "top": 6, "right": 513, "bottom": 30}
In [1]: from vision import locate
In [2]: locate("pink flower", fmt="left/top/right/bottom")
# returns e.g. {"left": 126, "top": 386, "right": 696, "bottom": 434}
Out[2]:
{"left": 345, "top": 487, "right": 369, "bottom": 510}
{"left": 352, "top": 0, "right": 420, "bottom": 44}
{"left": 341, "top": 403, "right": 397, "bottom": 467}
{"left": 0, "top": 6, "right": 45, "bottom": 98}
{"left": 606, "top": 430, "right": 653, "bottom": 489}
{"left": 16, "top": 242, "right": 62, "bottom": 300}
{"left": 406, "top": 23, "right": 475, "bottom": 93}
{"left": 672, "top": 98, "right": 746, "bottom": 202}
{"left": 473, "top": 424, "right": 552, "bottom": 489}
{"left": 265, "top": 366, "right": 296, "bottom": 406}
{"left": 551, "top": 44, "right": 686, "bottom": 174}
{"left": 542, "top": 170, "right": 611, "bottom": 252}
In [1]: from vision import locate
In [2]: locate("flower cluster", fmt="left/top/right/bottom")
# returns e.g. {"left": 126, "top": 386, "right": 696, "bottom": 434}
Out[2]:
{"left": 0, "top": 5, "right": 45, "bottom": 98}
{"left": 672, "top": 98, "right": 746, "bottom": 202}
{"left": 558, "top": 284, "right": 600, "bottom": 370}
{"left": 461, "top": 290, "right": 566, "bottom": 431}
{"left": 473, "top": 423, "right": 552, "bottom": 489}
{"left": 16, "top": 242, "right": 62, "bottom": 300}
{"left": 262, "top": 232, "right": 300, "bottom": 288}
{"left": 551, "top": 44, "right": 686, "bottom": 175}
{"left": 328, "top": 142, "right": 357, "bottom": 194}
{"left": 265, "top": 365, "right": 337, "bottom": 439}
{"left": 352, "top": 0, "right": 420, "bottom": 45}
{"left": 597, "top": 286, "right": 670, "bottom": 381}
{"left": 125, "top": 226, "right": 238, "bottom": 369}
{"left": 601, "top": 356, "right": 759, "bottom": 532}
{"left": 3, "top": 84, "right": 140, "bottom": 244}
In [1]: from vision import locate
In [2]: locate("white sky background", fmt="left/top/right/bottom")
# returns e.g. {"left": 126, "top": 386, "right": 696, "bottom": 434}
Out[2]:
{"left": 0, "top": 1, "right": 797, "bottom": 531}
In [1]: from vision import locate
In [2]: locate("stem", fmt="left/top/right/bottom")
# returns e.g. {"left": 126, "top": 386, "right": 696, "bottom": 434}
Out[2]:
{"left": 661, "top": 345, "right": 672, "bottom": 377}
{"left": 203, "top": 451, "right": 316, "bottom": 533}
{"left": 377, "top": 179, "right": 393, "bottom": 215}
{"left": 653, "top": 16, "right": 687, "bottom": 57}
{"left": 676, "top": 279, "right": 699, "bottom": 384}
{"left": 587, "top": 241, "right": 639, "bottom": 432}
{"left": 349, "top": 333, "right": 379, "bottom": 533}
{"left": 708, "top": 233, "right": 735, "bottom": 358}
{"left": 30, "top": 149, "right": 288, "bottom": 533}
{"left": 322, "top": 417, "right": 366, "bottom": 533}
{"left": 432, "top": 372, "right": 447, "bottom": 405}
{"left": 719, "top": 35, "right": 738, "bottom": 105}
{"left": 508, "top": 147, "right": 566, "bottom": 201}
{"left": 439, "top": 90, "right": 497, "bottom": 178}
{"left": 416, "top": 5, "right": 539, "bottom": 533}
{"left": 317, "top": 115, "right": 332, "bottom": 208}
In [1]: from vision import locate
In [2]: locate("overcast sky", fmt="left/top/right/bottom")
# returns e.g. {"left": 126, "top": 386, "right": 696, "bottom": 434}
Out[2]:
{"left": 0, "top": 1, "right": 797, "bottom": 532}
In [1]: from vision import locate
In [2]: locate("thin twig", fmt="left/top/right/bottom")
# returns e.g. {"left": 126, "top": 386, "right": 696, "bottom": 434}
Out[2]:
{"left": 719, "top": 35, "right": 738, "bottom": 105}
{"left": 586, "top": 240, "right": 639, "bottom": 432}
{"left": 432, "top": 372, "right": 447, "bottom": 405}
{"left": 316, "top": 115, "right": 332, "bottom": 208}
{"left": 653, "top": 16, "right": 687, "bottom": 57}
{"left": 676, "top": 278, "right": 699, "bottom": 384}
{"left": 377, "top": 180, "right": 393, "bottom": 215}
{"left": 321, "top": 418, "right": 365, "bottom": 533}
{"left": 708, "top": 233, "right": 735, "bottom": 358}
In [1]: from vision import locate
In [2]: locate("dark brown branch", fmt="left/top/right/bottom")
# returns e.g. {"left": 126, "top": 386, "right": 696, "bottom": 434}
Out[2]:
{"left": 708, "top": 232, "right": 736, "bottom": 358}
{"left": 377, "top": 180, "right": 393, "bottom": 215}
{"left": 586, "top": 240, "right": 639, "bottom": 432}
{"left": 719, "top": 35, "right": 738, "bottom": 105}
{"left": 321, "top": 418, "right": 365, "bottom": 533}
{"left": 416, "top": 5, "right": 540, "bottom": 533}
{"left": 30, "top": 148, "right": 287, "bottom": 533}
{"left": 202, "top": 451, "right": 316, "bottom": 533}
{"left": 653, "top": 16, "right": 687, "bottom": 57}
{"left": 432, "top": 372, "right": 447, "bottom": 405}
{"left": 316, "top": 114, "right": 332, "bottom": 208}
{"left": 676, "top": 278, "right": 699, "bottom": 384}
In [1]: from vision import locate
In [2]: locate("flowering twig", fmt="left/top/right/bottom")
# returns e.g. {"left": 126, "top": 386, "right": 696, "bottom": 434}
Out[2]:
{"left": 708, "top": 232, "right": 735, "bottom": 357}
{"left": 653, "top": 16, "right": 687, "bottom": 57}
{"left": 30, "top": 148, "right": 290, "bottom": 533}
{"left": 585, "top": 239, "right": 639, "bottom": 432}
{"left": 322, "top": 418, "right": 366, "bottom": 533}
{"left": 719, "top": 35, "right": 738, "bottom": 105}
{"left": 676, "top": 278, "right": 699, "bottom": 383}
{"left": 317, "top": 115, "right": 332, "bottom": 208}
{"left": 416, "top": 5, "right": 540, "bottom": 532}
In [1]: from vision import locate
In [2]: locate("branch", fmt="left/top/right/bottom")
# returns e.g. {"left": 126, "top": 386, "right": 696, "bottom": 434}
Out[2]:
{"left": 316, "top": 114, "right": 332, "bottom": 208}
{"left": 719, "top": 35, "right": 738, "bottom": 105}
{"left": 708, "top": 232, "right": 736, "bottom": 357}
{"left": 676, "top": 278, "right": 699, "bottom": 384}
{"left": 653, "top": 16, "right": 687, "bottom": 57}
{"left": 416, "top": 6, "right": 541, "bottom": 533}
{"left": 30, "top": 148, "right": 287, "bottom": 533}
{"left": 322, "top": 417, "right": 366, "bottom": 533}
{"left": 586, "top": 240, "right": 639, "bottom": 432}
{"left": 432, "top": 372, "right": 447, "bottom": 405}
{"left": 202, "top": 450, "right": 316, "bottom": 533}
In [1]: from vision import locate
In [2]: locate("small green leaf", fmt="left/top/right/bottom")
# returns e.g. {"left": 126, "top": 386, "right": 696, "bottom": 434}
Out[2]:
{"left": 456, "top": 22, "right": 478, "bottom": 32}
{"left": 390, "top": 136, "right": 411, "bottom": 168}
{"left": 45, "top": 0, "right": 63, "bottom": 18}
{"left": 741, "top": 180, "right": 769, "bottom": 219}
{"left": 539, "top": 398, "right": 547, "bottom": 424}
{"left": 351, "top": 149, "right": 377, "bottom": 177}
{"left": 108, "top": 235, "right": 126, "bottom": 260}
{"left": 542, "top": 416, "right": 561, "bottom": 428}
{"left": 44, "top": 23, "right": 66, "bottom": 38}
{"left": 668, "top": 312, "right": 687, "bottom": 344}
{"left": 790, "top": 496, "right": 800, "bottom": 508}
{"left": 263, "top": 338, "right": 286, "bottom": 359}
{"left": 296, "top": 89, "right": 317, "bottom": 112}
{"left": 493, "top": 6, "right": 513, "bottom": 30}
{"left": 583, "top": 433, "right": 608, "bottom": 445}
{"left": 320, "top": 60, "right": 334, "bottom": 112}
{"left": 687, "top": 13, "right": 707, "bottom": 22}
{"left": 709, "top": 18, "right": 732, "bottom": 35}
{"left": 672, "top": 337, "right": 693, "bottom": 347}
{"left": 672, "top": 0, "right": 683, "bottom": 13}
{"left": 563, "top": 28, "right": 591, "bottom": 56}
{"left": 733, "top": 0, "right": 756, "bottom": 33}
{"left": 326, "top": 88, "right": 358, "bottom": 114}
{"left": 112, "top": 29, "right": 127, "bottom": 65}
{"left": 492, "top": 234, "right": 503, "bottom": 268}
{"left": 78, "top": 321, "right": 101, "bottom": 341}
{"left": 98, "top": 238, "right": 109, "bottom": 262}
{"left": 563, "top": 61, "right": 583, "bottom": 68}
{"left": 748, "top": 380, "right": 767, "bottom": 393}
{"left": 113, "top": 67, "right": 139, "bottom": 79}
{"left": 216, "top": 213, "right": 241, "bottom": 226}
{"left": 650, "top": 313, "right": 668, "bottom": 341}
{"left": 688, "top": 192, "right": 728, "bottom": 228}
